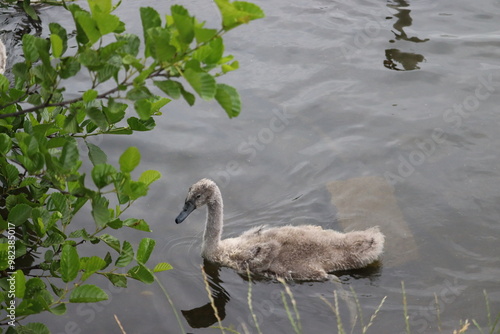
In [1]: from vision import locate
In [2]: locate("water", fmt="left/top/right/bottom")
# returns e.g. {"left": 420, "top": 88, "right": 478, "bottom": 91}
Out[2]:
{"left": 3, "top": 0, "right": 500, "bottom": 332}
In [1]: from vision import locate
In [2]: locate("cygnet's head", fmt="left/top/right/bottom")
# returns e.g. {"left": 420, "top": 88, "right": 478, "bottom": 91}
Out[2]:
{"left": 175, "top": 179, "right": 218, "bottom": 224}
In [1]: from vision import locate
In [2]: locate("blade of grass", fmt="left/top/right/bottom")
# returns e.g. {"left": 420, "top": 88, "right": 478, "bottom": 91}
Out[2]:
{"left": 453, "top": 319, "right": 470, "bottom": 334}
{"left": 350, "top": 286, "right": 365, "bottom": 331}
{"left": 201, "top": 265, "right": 226, "bottom": 334}
{"left": 402, "top": 281, "right": 411, "bottom": 334}
{"left": 278, "top": 278, "right": 302, "bottom": 334}
{"left": 154, "top": 274, "right": 186, "bottom": 334}
{"left": 434, "top": 292, "right": 442, "bottom": 332}
{"left": 472, "top": 319, "right": 485, "bottom": 334}
{"left": 247, "top": 268, "right": 263, "bottom": 334}
{"left": 363, "top": 296, "right": 387, "bottom": 333}
{"left": 114, "top": 314, "right": 127, "bottom": 334}
{"left": 319, "top": 292, "right": 346, "bottom": 334}
{"left": 483, "top": 290, "right": 491, "bottom": 327}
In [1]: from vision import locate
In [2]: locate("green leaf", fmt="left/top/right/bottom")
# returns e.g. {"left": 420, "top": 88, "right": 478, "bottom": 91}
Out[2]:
{"left": 42, "top": 231, "right": 65, "bottom": 247}
{"left": 194, "top": 26, "right": 218, "bottom": 43}
{"left": 3, "top": 164, "right": 19, "bottom": 187}
{"left": 95, "top": 13, "right": 121, "bottom": 35}
{"left": 140, "top": 7, "right": 162, "bottom": 57}
{"left": 119, "top": 147, "right": 141, "bottom": 173}
{"left": 115, "top": 241, "right": 134, "bottom": 267}
{"left": 14, "top": 270, "right": 26, "bottom": 298}
{"left": 49, "top": 303, "right": 67, "bottom": 315}
{"left": 127, "top": 117, "right": 156, "bottom": 131}
{"left": 154, "top": 80, "right": 182, "bottom": 99}
{"left": 171, "top": 5, "right": 194, "bottom": 45}
{"left": 19, "top": 323, "right": 50, "bottom": 334}
{"left": 91, "top": 163, "right": 116, "bottom": 188}
{"left": 105, "top": 99, "right": 127, "bottom": 124}
{"left": 8, "top": 204, "right": 32, "bottom": 227}
{"left": 60, "top": 57, "right": 81, "bottom": 78}
{"left": 50, "top": 282, "right": 64, "bottom": 297}
{"left": 137, "top": 238, "right": 155, "bottom": 264}
{"left": 87, "top": 142, "right": 107, "bottom": 165}
{"left": 183, "top": 68, "right": 216, "bottom": 100}
{"left": 23, "top": 34, "right": 39, "bottom": 62}
{"left": 128, "top": 264, "right": 154, "bottom": 284}
{"left": 116, "top": 34, "right": 140, "bottom": 57}
{"left": 16, "top": 132, "right": 38, "bottom": 157}
{"left": 47, "top": 193, "right": 70, "bottom": 224}
{"left": 222, "top": 60, "right": 239, "bottom": 73}
{"left": 69, "top": 284, "right": 108, "bottom": 303}
{"left": 104, "top": 273, "right": 127, "bottom": 288}
{"left": 74, "top": 10, "right": 101, "bottom": 45}
{"left": 22, "top": 1, "right": 39, "bottom": 20}
{"left": 124, "top": 180, "right": 148, "bottom": 200}
{"left": 50, "top": 34, "right": 64, "bottom": 58}
{"left": 49, "top": 22, "right": 68, "bottom": 57}
{"left": 91, "top": 195, "right": 110, "bottom": 228}
{"left": 153, "top": 262, "right": 173, "bottom": 273}
{"left": 123, "top": 218, "right": 151, "bottom": 232}
{"left": 134, "top": 99, "right": 153, "bottom": 120}
{"left": 60, "top": 138, "right": 79, "bottom": 171}
{"left": 214, "top": 0, "right": 265, "bottom": 30}
{"left": 138, "top": 170, "right": 161, "bottom": 186}
{"left": 127, "top": 86, "right": 152, "bottom": 101}
{"left": 60, "top": 245, "right": 80, "bottom": 283}
{"left": 0, "top": 74, "right": 9, "bottom": 93}
{"left": 80, "top": 256, "right": 107, "bottom": 281}
{"left": 147, "top": 27, "right": 176, "bottom": 62}
{"left": 88, "top": 0, "right": 112, "bottom": 15}
{"left": 215, "top": 83, "right": 241, "bottom": 118}
{"left": 99, "top": 234, "right": 120, "bottom": 252}
{"left": 83, "top": 89, "right": 98, "bottom": 103}
{"left": 86, "top": 107, "right": 109, "bottom": 131}
{"left": 198, "top": 37, "right": 224, "bottom": 64}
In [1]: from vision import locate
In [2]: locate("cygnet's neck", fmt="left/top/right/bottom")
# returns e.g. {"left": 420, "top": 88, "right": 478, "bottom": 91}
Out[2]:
{"left": 202, "top": 186, "right": 223, "bottom": 257}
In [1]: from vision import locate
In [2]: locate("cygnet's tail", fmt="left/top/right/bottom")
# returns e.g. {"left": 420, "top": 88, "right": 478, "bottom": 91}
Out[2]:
{"left": 325, "top": 226, "right": 385, "bottom": 272}
{"left": 343, "top": 226, "right": 385, "bottom": 269}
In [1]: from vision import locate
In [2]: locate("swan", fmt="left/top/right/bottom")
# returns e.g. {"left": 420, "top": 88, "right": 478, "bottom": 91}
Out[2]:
{"left": 0, "top": 39, "right": 6, "bottom": 74}
{"left": 175, "top": 179, "right": 385, "bottom": 281}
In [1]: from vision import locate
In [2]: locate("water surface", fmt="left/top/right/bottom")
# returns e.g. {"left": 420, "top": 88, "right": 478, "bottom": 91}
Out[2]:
{"left": 3, "top": 0, "right": 499, "bottom": 332}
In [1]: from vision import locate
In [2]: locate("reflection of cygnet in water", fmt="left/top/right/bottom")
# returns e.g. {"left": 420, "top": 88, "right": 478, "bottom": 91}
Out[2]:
{"left": 176, "top": 179, "right": 385, "bottom": 281}
{"left": 0, "top": 39, "right": 6, "bottom": 74}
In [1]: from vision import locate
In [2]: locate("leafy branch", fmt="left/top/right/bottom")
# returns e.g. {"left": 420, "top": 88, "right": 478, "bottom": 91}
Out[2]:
{"left": 0, "top": 0, "right": 263, "bottom": 332}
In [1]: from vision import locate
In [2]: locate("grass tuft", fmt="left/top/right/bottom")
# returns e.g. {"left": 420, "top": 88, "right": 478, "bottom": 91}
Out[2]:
{"left": 278, "top": 278, "right": 302, "bottom": 334}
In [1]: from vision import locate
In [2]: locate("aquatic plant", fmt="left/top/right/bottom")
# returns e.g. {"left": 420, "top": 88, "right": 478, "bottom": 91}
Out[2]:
{"left": 0, "top": 0, "right": 263, "bottom": 332}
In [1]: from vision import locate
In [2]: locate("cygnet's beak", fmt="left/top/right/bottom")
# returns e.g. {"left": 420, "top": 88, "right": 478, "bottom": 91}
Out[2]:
{"left": 175, "top": 200, "right": 196, "bottom": 224}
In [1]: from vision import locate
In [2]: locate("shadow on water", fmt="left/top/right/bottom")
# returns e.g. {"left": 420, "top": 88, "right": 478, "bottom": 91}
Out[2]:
{"left": 181, "top": 260, "right": 230, "bottom": 329}
{"left": 384, "top": 0, "right": 428, "bottom": 70}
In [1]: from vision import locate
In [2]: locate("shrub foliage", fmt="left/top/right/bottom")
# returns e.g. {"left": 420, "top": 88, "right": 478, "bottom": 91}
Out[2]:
{"left": 0, "top": 0, "right": 263, "bottom": 332}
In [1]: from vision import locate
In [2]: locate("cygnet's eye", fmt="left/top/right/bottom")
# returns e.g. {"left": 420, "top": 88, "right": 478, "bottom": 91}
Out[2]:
{"left": 196, "top": 194, "right": 202, "bottom": 199}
